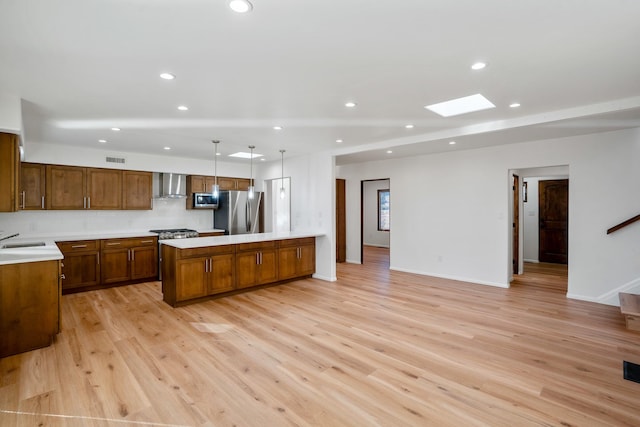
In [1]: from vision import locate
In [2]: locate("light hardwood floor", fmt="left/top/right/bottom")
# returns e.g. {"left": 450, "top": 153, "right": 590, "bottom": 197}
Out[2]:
{"left": 1, "top": 249, "right": 639, "bottom": 426}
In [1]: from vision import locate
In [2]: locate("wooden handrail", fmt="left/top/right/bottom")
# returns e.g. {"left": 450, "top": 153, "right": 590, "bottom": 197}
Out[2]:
{"left": 607, "top": 214, "right": 640, "bottom": 235}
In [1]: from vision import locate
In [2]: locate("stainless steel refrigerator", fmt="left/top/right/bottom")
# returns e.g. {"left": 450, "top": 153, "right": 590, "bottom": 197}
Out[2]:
{"left": 213, "top": 190, "right": 263, "bottom": 235}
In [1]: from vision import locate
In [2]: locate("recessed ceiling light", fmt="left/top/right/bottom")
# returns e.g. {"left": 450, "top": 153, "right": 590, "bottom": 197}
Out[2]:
{"left": 164, "top": 147, "right": 171, "bottom": 150}
{"left": 425, "top": 94, "right": 495, "bottom": 117}
{"left": 336, "top": 139, "right": 343, "bottom": 143}
{"left": 386, "top": 150, "right": 393, "bottom": 154}
{"left": 177, "top": 105, "right": 189, "bottom": 111}
{"left": 229, "top": 0, "right": 252, "bottom": 13}
{"left": 273, "top": 126, "right": 283, "bottom": 130}
{"left": 98, "top": 139, "right": 107, "bottom": 143}
{"left": 449, "top": 141, "right": 456, "bottom": 145}
{"left": 405, "top": 124, "right": 414, "bottom": 129}
{"left": 509, "top": 102, "right": 521, "bottom": 108}
{"left": 229, "top": 151, "right": 263, "bottom": 159}
{"left": 345, "top": 102, "right": 357, "bottom": 108}
{"left": 160, "top": 73, "right": 176, "bottom": 80}
{"left": 471, "top": 62, "right": 487, "bottom": 70}
{"left": 260, "top": 158, "right": 266, "bottom": 161}
{"left": 111, "top": 127, "right": 121, "bottom": 131}
{"left": 216, "top": 152, "right": 221, "bottom": 156}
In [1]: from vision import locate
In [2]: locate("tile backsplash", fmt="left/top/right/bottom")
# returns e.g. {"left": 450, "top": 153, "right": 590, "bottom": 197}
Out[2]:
{"left": 0, "top": 198, "right": 213, "bottom": 238}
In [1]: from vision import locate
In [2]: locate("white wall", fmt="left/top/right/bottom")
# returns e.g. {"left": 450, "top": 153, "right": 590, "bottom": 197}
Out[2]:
{"left": 363, "top": 180, "right": 390, "bottom": 247}
{"left": 337, "top": 127, "right": 640, "bottom": 304}
{"left": 0, "top": 95, "right": 21, "bottom": 134}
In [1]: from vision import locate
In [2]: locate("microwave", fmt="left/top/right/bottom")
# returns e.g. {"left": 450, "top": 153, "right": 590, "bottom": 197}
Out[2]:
{"left": 193, "top": 193, "right": 219, "bottom": 209}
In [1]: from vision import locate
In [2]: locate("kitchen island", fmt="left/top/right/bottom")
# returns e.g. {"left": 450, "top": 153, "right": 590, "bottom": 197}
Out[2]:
{"left": 161, "top": 232, "right": 322, "bottom": 307}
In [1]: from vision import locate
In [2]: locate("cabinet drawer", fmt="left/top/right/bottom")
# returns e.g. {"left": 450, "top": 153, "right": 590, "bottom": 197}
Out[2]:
{"left": 278, "top": 237, "right": 315, "bottom": 248}
{"left": 57, "top": 239, "right": 100, "bottom": 252}
{"left": 101, "top": 236, "right": 157, "bottom": 249}
{"left": 178, "top": 244, "right": 234, "bottom": 259}
{"left": 236, "top": 240, "right": 276, "bottom": 252}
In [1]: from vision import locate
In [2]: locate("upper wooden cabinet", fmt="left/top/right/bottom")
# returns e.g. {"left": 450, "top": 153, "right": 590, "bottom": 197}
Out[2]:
{"left": 45, "top": 165, "right": 150, "bottom": 210}
{"left": 123, "top": 171, "right": 152, "bottom": 210}
{"left": 20, "top": 163, "right": 46, "bottom": 210}
{"left": 0, "top": 132, "right": 20, "bottom": 212}
{"left": 187, "top": 175, "right": 216, "bottom": 193}
{"left": 236, "top": 178, "right": 251, "bottom": 191}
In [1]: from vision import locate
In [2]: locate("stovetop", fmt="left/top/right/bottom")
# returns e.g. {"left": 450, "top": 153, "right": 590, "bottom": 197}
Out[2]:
{"left": 149, "top": 229, "right": 199, "bottom": 240}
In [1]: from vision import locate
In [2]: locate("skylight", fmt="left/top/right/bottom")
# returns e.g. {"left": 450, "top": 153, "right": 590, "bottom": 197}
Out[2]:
{"left": 229, "top": 152, "right": 263, "bottom": 159}
{"left": 425, "top": 94, "right": 496, "bottom": 117}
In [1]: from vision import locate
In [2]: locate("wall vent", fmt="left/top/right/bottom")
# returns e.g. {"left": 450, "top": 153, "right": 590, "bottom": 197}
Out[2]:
{"left": 106, "top": 156, "right": 126, "bottom": 164}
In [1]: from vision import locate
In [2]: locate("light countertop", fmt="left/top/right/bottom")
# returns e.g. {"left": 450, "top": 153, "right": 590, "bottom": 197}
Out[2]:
{"left": 161, "top": 231, "right": 323, "bottom": 249}
{"left": 0, "top": 239, "right": 63, "bottom": 266}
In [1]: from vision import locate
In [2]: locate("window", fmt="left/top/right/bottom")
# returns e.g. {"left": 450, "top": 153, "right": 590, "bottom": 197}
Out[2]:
{"left": 378, "top": 189, "right": 390, "bottom": 231}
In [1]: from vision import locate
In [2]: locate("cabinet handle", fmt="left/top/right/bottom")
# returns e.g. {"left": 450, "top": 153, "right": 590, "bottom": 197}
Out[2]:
{"left": 106, "top": 242, "right": 121, "bottom": 246}
{"left": 83, "top": 197, "right": 86, "bottom": 209}
{"left": 21, "top": 191, "right": 25, "bottom": 209}
{"left": 60, "top": 274, "right": 66, "bottom": 280}
{"left": 41, "top": 196, "right": 45, "bottom": 209}
{"left": 87, "top": 197, "right": 91, "bottom": 209}
{"left": 131, "top": 249, "right": 135, "bottom": 261}
{"left": 140, "top": 240, "right": 153, "bottom": 244}
{"left": 127, "top": 249, "right": 130, "bottom": 261}
{"left": 96, "top": 253, "right": 100, "bottom": 265}
{"left": 71, "top": 244, "right": 87, "bottom": 248}
{"left": 259, "top": 251, "right": 263, "bottom": 265}
{"left": 208, "top": 258, "right": 212, "bottom": 272}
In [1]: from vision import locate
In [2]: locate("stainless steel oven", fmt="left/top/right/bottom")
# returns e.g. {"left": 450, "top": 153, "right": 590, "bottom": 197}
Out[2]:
{"left": 149, "top": 229, "right": 199, "bottom": 279}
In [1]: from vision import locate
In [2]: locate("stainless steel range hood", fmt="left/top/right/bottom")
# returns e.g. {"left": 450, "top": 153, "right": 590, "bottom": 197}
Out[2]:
{"left": 157, "top": 173, "right": 187, "bottom": 199}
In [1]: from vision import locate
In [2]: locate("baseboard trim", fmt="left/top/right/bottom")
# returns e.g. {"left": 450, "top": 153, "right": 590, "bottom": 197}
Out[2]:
{"left": 312, "top": 273, "right": 337, "bottom": 282}
{"left": 523, "top": 259, "right": 539, "bottom": 263}
{"left": 389, "top": 266, "right": 509, "bottom": 289}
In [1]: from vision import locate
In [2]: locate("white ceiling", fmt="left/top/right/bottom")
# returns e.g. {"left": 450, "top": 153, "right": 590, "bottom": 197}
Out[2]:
{"left": 1, "top": 0, "right": 639, "bottom": 165}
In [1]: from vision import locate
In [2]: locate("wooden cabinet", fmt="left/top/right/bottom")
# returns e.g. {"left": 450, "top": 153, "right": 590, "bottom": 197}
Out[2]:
{"left": 163, "top": 244, "right": 236, "bottom": 305}
{"left": 57, "top": 240, "right": 100, "bottom": 292}
{"left": 236, "top": 178, "right": 251, "bottom": 191}
{"left": 20, "top": 162, "right": 46, "bottom": 210}
{"left": 198, "top": 231, "right": 225, "bottom": 238}
{"left": 235, "top": 241, "right": 278, "bottom": 289}
{"left": 101, "top": 237, "right": 157, "bottom": 284}
{"left": 46, "top": 165, "right": 122, "bottom": 210}
{"left": 187, "top": 175, "right": 217, "bottom": 194}
{"left": 278, "top": 238, "right": 316, "bottom": 280}
{"left": 0, "top": 260, "right": 61, "bottom": 358}
{"left": 123, "top": 171, "right": 152, "bottom": 210}
{"left": 0, "top": 132, "right": 20, "bottom": 212}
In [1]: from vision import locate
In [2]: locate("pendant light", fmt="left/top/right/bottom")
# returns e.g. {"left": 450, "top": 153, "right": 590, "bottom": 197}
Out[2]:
{"left": 279, "top": 149, "right": 286, "bottom": 199}
{"left": 211, "top": 140, "right": 220, "bottom": 198}
{"left": 248, "top": 145, "right": 255, "bottom": 200}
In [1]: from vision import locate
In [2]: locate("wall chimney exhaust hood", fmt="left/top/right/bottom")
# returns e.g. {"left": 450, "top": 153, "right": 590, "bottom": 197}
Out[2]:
{"left": 157, "top": 173, "right": 187, "bottom": 199}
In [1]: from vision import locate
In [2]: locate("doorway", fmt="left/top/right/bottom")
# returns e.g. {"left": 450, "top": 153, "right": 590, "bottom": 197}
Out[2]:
{"left": 360, "top": 179, "right": 390, "bottom": 266}
{"left": 263, "top": 177, "right": 291, "bottom": 233}
{"left": 538, "top": 179, "right": 569, "bottom": 264}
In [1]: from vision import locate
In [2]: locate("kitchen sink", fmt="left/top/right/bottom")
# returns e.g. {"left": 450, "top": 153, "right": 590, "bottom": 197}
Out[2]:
{"left": 1, "top": 242, "right": 46, "bottom": 249}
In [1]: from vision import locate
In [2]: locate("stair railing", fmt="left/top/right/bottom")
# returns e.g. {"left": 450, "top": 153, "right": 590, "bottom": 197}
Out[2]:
{"left": 607, "top": 214, "right": 640, "bottom": 235}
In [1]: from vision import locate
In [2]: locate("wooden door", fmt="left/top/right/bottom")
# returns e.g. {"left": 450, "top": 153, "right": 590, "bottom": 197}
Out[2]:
{"left": 298, "top": 244, "right": 316, "bottom": 276}
{"left": 236, "top": 178, "right": 251, "bottom": 191}
{"left": 257, "top": 249, "right": 278, "bottom": 285}
{"left": 208, "top": 253, "right": 235, "bottom": 294}
{"left": 235, "top": 251, "right": 258, "bottom": 289}
{"left": 101, "top": 248, "right": 131, "bottom": 283}
{"left": 539, "top": 179, "right": 569, "bottom": 264}
{"left": 218, "top": 177, "right": 237, "bottom": 190}
{"left": 203, "top": 176, "right": 217, "bottom": 193}
{"left": 87, "top": 168, "right": 122, "bottom": 209}
{"left": 188, "top": 175, "right": 206, "bottom": 193}
{"left": 513, "top": 174, "right": 519, "bottom": 274}
{"left": 46, "top": 165, "right": 86, "bottom": 209}
{"left": 176, "top": 258, "right": 207, "bottom": 301}
{"left": 123, "top": 171, "right": 152, "bottom": 210}
{"left": 61, "top": 251, "right": 100, "bottom": 290}
{"left": 278, "top": 246, "right": 298, "bottom": 280}
{"left": 130, "top": 245, "right": 158, "bottom": 280}
{"left": 336, "top": 179, "right": 346, "bottom": 262}
{"left": 21, "top": 163, "right": 46, "bottom": 210}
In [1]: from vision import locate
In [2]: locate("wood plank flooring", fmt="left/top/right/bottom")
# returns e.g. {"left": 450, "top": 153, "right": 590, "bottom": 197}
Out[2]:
{"left": 2, "top": 248, "right": 639, "bottom": 426}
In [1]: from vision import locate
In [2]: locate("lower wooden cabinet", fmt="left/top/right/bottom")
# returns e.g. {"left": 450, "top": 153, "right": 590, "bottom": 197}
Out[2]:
{"left": 101, "top": 237, "right": 158, "bottom": 284}
{"left": 0, "top": 260, "right": 61, "bottom": 358}
{"left": 236, "top": 241, "right": 278, "bottom": 289}
{"left": 162, "top": 237, "right": 316, "bottom": 307}
{"left": 57, "top": 240, "right": 100, "bottom": 291}
{"left": 278, "top": 238, "right": 316, "bottom": 280}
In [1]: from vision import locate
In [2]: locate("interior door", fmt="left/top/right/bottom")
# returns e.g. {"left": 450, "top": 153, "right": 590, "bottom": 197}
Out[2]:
{"left": 336, "top": 179, "right": 346, "bottom": 262}
{"left": 513, "top": 174, "right": 519, "bottom": 275}
{"left": 539, "top": 179, "right": 569, "bottom": 264}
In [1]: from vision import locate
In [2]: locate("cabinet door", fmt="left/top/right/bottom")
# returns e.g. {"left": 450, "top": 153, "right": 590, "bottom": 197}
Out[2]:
{"left": 209, "top": 253, "right": 235, "bottom": 294}
{"left": 298, "top": 244, "right": 316, "bottom": 276}
{"left": 204, "top": 176, "right": 217, "bottom": 194}
{"left": 131, "top": 245, "right": 158, "bottom": 280}
{"left": 61, "top": 251, "right": 100, "bottom": 290}
{"left": 277, "top": 247, "right": 299, "bottom": 280}
{"left": 188, "top": 175, "right": 206, "bottom": 193}
{"left": 101, "top": 248, "right": 130, "bottom": 284}
{"left": 257, "top": 249, "right": 278, "bottom": 285}
{"left": 236, "top": 178, "right": 251, "bottom": 191}
{"left": 87, "top": 168, "right": 122, "bottom": 209}
{"left": 123, "top": 171, "right": 152, "bottom": 210}
{"left": 218, "top": 177, "right": 237, "bottom": 191}
{"left": 176, "top": 258, "right": 207, "bottom": 301}
{"left": 0, "top": 133, "right": 19, "bottom": 212}
{"left": 235, "top": 251, "right": 258, "bottom": 289}
{"left": 20, "top": 163, "right": 46, "bottom": 210}
{"left": 46, "top": 165, "right": 85, "bottom": 209}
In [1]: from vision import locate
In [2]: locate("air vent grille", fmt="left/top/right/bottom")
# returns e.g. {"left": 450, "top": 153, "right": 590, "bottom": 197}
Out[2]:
{"left": 106, "top": 156, "right": 126, "bottom": 164}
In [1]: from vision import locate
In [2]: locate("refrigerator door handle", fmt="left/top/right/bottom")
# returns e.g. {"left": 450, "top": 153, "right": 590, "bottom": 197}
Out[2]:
{"left": 245, "top": 198, "right": 252, "bottom": 232}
